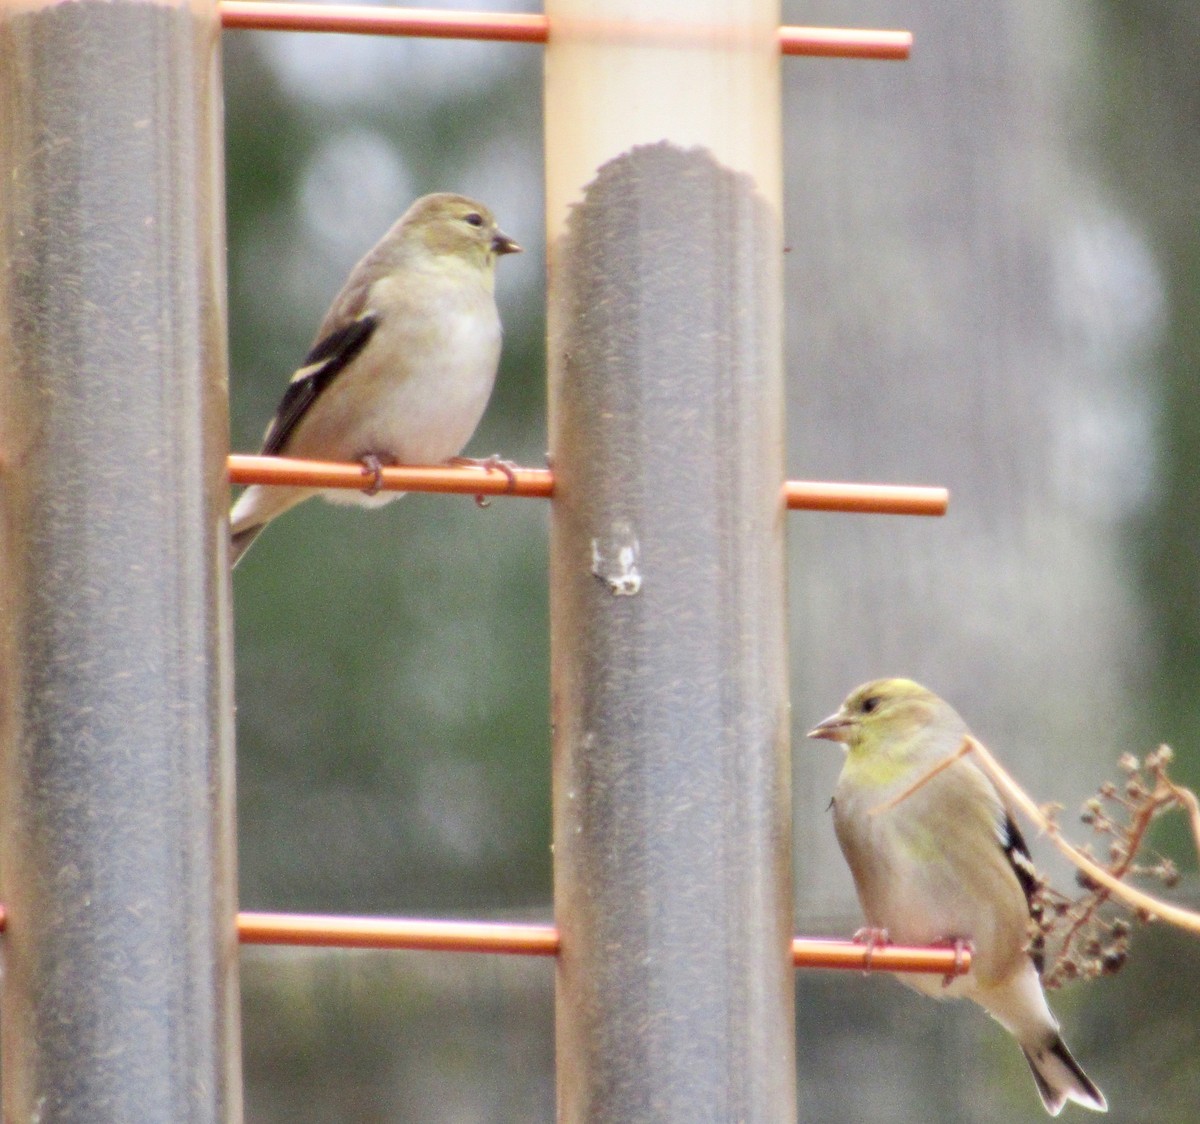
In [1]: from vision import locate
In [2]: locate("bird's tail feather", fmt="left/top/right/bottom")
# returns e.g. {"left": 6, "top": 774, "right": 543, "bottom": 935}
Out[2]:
{"left": 229, "top": 522, "right": 264, "bottom": 568}
{"left": 1023, "top": 1035, "right": 1107, "bottom": 1116}
{"left": 229, "top": 483, "right": 313, "bottom": 568}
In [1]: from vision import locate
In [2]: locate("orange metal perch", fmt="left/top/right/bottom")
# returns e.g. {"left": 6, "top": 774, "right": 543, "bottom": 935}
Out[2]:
{"left": 227, "top": 453, "right": 555, "bottom": 499}
{"left": 238, "top": 911, "right": 562, "bottom": 955}
{"left": 794, "top": 937, "right": 970, "bottom": 976}
{"left": 220, "top": 2, "right": 547, "bottom": 41}
{"left": 228, "top": 454, "right": 947, "bottom": 516}
{"left": 218, "top": 3, "right": 912, "bottom": 60}
{"left": 784, "top": 479, "right": 948, "bottom": 516}
{"left": 239, "top": 911, "right": 974, "bottom": 975}
{"left": 0, "top": 905, "right": 967, "bottom": 974}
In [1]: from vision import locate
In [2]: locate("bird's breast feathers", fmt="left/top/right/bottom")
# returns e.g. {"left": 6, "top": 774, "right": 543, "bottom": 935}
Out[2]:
{"left": 834, "top": 761, "right": 1032, "bottom": 992}
{"left": 282, "top": 279, "right": 502, "bottom": 468}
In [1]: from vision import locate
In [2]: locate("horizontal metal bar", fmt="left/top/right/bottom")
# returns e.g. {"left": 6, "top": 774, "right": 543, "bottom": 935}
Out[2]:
{"left": 238, "top": 911, "right": 561, "bottom": 955}
{"left": 0, "top": 903, "right": 969, "bottom": 974}
{"left": 784, "top": 479, "right": 949, "bottom": 516}
{"left": 216, "top": 910, "right": 973, "bottom": 974}
{"left": 227, "top": 453, "right": 554, "bottom": 498}
{"left": 228, "top": 455, "right": 947, "bottom": 515}
{"left": 218, "top": 3, "right": 912, "bottom": 60}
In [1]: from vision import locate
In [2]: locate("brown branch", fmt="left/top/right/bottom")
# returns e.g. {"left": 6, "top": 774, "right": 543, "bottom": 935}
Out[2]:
{"left": 867, "top": 741, "right": 972, "bottom": 816}
{"left": 963, "top": 735, "right": 1200, "bottom": 936}
{"left": 1160, "top": 770, "right": 1200, "bottom": 858}
{"left": 1053, "top": 783, "right": 1167, "bottom": 969}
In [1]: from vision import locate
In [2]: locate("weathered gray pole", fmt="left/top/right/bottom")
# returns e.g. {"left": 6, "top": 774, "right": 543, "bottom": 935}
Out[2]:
{"left": 545, "top": 2, "right": 796, "bottom": 1119}
{"left": 0, "top": 1, "right": 241, "bottom": 1120}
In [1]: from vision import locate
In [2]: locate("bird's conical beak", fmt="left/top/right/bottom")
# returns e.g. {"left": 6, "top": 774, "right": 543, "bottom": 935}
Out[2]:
{"left": 808, "top": 710, "right": 853, "bottom": 743}
{"left": 492, "top": 230, "right": 521, "bottom": 255}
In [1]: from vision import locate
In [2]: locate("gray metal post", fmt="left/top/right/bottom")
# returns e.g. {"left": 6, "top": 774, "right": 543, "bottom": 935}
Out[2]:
{"left": 546, "top": 4, "right": 796, "bottom": 1119}
{"left": 0, "top": 1, "right": 241, "bottom": 1120}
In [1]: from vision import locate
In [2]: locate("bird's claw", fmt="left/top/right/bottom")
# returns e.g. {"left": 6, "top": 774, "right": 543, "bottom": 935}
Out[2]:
{"left": 938, "top": 937, "right": 973, "bottom": 987}
{"left": 359, "top": 453, "right": 386, "bottom": 496}
{"left": 449, "top": 454, "right": 518, "bottom": 507}
{"left": 852, "top": 927, "right": 891, "bottom": 974}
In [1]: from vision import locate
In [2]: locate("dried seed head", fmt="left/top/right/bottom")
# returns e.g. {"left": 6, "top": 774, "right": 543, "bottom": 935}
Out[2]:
{"left": 1118, "top": 753, "right": 1140, "bottom": 775}
{"left": 1039, "top": 802, "right": 1064, "bottom": 824}
{"left": 1148, "top": 744, "right": 1173, "bottom": 768}
{"left": 1101, "top": 949, "right": 1128, "bottom": 975}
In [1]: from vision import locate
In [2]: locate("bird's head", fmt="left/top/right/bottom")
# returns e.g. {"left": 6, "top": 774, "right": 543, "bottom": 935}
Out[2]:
{"left": 401, "top": 193, "right": 521, "bottom": 270}
{"left": 808, "top": 678, "right": 962, "bottom": 764}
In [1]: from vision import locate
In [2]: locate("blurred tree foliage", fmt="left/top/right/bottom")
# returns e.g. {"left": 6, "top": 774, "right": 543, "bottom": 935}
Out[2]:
{"left": 783, "top": 0, "right": 1198, "bottom": 1120}
{"left": 1094, "top": 1, "right": 1200, "bottom": 760}
{"left": 223, "top": 19, "right": 553, "bottom": 1121}
{"left": 224, "top": 27, "right": 549, "bottom": 916}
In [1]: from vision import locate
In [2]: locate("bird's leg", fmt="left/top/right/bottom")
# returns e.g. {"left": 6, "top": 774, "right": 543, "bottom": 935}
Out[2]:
{"left": 852, "top": 927, "right": 891, "bottom": 974}
{"left": 448, "top": 453, "right": 519, "bottom": 507}
{"left": 358, "top": 452, "right": 395, "bottom": 496}
{"left": 932, "top": 936, "right": 974, "bottom": 987}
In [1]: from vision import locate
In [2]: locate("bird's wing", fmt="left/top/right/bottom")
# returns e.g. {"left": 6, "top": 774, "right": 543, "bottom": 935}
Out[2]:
{"left": 998, "top": 812, "right": 1039, "bottom": 905}
{"left": 997, "top": 809, "right": 1044, "bottom": 973}
{"left": 261, "top": 313, "right": 379, "bottom": 456}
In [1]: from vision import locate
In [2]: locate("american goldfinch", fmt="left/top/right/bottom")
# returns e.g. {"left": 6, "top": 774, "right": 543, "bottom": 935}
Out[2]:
{"left": 229, "top": 192, "right": 521, "bottom": 566}
{"left": 809, "top": 678, "right": 1106, "bottom": 1117}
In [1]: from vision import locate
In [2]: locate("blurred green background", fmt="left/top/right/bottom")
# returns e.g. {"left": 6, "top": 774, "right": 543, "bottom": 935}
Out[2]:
{"left": 224, "top": 1, "right": 1199, "bottom": 1119}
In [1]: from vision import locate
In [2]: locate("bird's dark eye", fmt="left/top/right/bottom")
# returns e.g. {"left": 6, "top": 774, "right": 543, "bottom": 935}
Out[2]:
{"left": 464, "top": 212, "right": 484, "bottom": 227}
{"left": 861, "top": 696, "right": 881, "bottom": 714}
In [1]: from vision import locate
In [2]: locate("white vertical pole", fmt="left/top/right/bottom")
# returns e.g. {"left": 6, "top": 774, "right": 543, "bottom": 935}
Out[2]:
{"left": 545, "top": 2, "right": 795, "bottom": 1119}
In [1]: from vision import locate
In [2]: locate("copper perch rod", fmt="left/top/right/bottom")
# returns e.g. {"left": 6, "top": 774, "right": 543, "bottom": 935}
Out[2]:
{"left": 0, "top": 903, "right": 966, "bottom": 973}
{"left": 0, "top": 903, "right": 965, "bottom": 972}
{"left": 227, "top": 454, "right": 555, "bottom": 499}
{"left": 218, "top": 3, "right": 913, "bottom": 60}
{"left": 236, "top": 911, "right": 969, "bottom": 976}
{"left": 784, "top": 479, "right": 948, "bottom": 516}
{"left": 227, "top": 455, "right": 948, "bottom": 516}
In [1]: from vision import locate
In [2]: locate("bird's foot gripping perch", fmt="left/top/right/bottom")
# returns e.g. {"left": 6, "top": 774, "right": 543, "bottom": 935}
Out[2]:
{"left": 359, "top": 452, "right": 394, "bottom": 496}
{"left": 932, "top": 937, "right": 974, "bottom": 987}
{"left": 449, "top": 454, "right": 518, "bottom": 507}
{"left": 852, "top": 927, "right": 891, "bottom": 974}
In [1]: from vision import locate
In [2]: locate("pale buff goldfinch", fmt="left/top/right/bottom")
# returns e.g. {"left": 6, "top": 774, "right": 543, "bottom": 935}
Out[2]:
{"left": 809, "top": 678, "right": 1106, "bottom": 1116}
{"left": 229, "top": 192, "right": 521, "bottom": 567}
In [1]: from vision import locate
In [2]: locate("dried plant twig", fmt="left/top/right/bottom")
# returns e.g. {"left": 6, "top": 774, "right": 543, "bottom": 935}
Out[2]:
{"left": 867, "top": 741, "right": 971, "bottom": 815}
{"left": 870, "top": 734, "right": 1200, "bottom": 988}
{"left": 964, "top": 737, "right": 1200, "bottom": 936}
